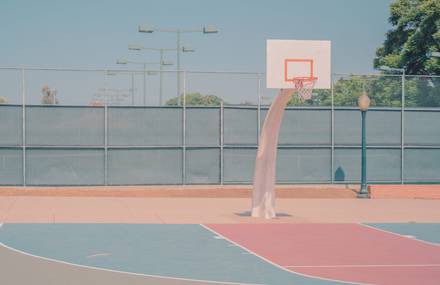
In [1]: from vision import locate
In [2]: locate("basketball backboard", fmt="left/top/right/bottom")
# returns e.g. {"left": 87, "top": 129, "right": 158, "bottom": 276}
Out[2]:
{"left": 266, "top": 40, "right": 331, "bottom": 89}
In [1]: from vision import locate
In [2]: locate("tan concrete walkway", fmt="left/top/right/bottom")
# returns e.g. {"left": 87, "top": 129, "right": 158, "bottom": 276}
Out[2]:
{"left": 1, "top": 196, "right": 440, "bottom": 223}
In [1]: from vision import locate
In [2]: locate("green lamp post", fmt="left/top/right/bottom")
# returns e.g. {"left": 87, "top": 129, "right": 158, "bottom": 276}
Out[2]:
{"left": 358, "top": 91, "right": 370, "bottom": 198}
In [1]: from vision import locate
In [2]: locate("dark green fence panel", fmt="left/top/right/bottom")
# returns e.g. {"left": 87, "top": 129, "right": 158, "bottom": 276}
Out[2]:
{"left": 276, "top": 148, "right": 331, "bottom": 182}
{"left": 26, "top": 106, "right": 104, "bottom": 146}
{"left": 224, "top": 108, "right": 258, "bottom": 145}
{"left": 262, "top": 109, "right": 332, "bottom": 145}
{"left": 0, "top": 106, "right": 22, "bottom": 146}
{"left": 107, "top": 148, "right": 182, "bottom": 185}
{"left": 108, "top": 107, "right": 182, "bottom": 146}
{"left": 26, "top": 149, "right": 104, "bottom": 185}
{"left": 0, "top": 148, "right": 22, "bottom": 185}
{"left": 404, "top": 149, "right": 440, "bottom": 183}
{"left": 405, "top": 111, "right": 440, "bottom": 146}
{"left": 223, "top": 148, "right": 256, "bottom": 183}
{"left": 186, "top": 108, "right": 220, "bottom": 146}
{"left": 334, "top": 148, "right": 401, "bottom": 183}
{"left": 335, "top": 109, "right": 401, "bottom": 146}
{"left": 185, "top": 148, "right": 220, "bottom": 184}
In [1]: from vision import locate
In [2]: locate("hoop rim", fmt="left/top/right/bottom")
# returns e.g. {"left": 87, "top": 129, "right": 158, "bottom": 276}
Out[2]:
{"left": 287, "top": 76, "right": 318, "bottom": 83}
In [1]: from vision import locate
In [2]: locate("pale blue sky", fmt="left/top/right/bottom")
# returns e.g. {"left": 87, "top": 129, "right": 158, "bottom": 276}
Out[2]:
{"left": 1, "top": 0, "right": 393, "bottom": 74}
{"left": 0, "top": 0, "right": 395, "bottom": 105}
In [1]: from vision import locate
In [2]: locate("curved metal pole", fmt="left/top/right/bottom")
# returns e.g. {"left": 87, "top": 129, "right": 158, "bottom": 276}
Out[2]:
{"left": 251, "top": 89, "right": 295, "bottom": 219}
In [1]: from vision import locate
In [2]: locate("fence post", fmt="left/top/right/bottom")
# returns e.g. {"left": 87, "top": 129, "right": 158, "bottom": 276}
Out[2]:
{"left": 220, "top": 101, "right": 224, "bottom": 185}
{"left": 330, "top": 74, "right": 335, "bottom": 184}
{"left": 104, "top": 104, "right": 108, "bottom": 186}
{"left": 401, "top": 72, "right": 405, "bottom": 184}
{"left": 21, "top": 68, "right": 26, "bottom": 187}
{"left": 257, "top": 74, "right": 261, "bottom": 144}
{"left": 182, "top": 70, "right": 186, "bottom": 185}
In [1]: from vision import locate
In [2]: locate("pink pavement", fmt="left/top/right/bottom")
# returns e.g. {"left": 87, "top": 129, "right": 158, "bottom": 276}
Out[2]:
{"left": 1, "top": 196, "right": 440, "bottom": 223}
{"left": 206, "top": 223, "right": 440, "bottom": 285}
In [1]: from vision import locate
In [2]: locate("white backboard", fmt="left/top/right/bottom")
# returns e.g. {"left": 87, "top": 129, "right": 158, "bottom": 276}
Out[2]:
{"left": 266, "top": 40, "right": 331, "bottom": 89}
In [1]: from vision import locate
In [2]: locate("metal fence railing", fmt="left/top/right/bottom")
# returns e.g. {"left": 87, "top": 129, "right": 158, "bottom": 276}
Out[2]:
{"left": 0, "top": 67, "right": 439, "bottom": 185}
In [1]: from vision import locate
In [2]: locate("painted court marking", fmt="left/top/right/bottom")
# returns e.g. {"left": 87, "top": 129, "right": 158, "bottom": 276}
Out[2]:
{"left": 361, "top": 223, "right": 440, "bottom": 247}
{"left": 206, "top": 223, "right": 440, "bottom": 285}
{"left": 285, "top": 264, "right": 440, "bottom": 268}
{"left": 0, "top": 223, "right": 256, "bottom": 285}
{"left": 87, "top": 252, "right": 112, "bottom": 258}
{"left": 2, "top": 223, "right": 439, "bottom": 285}
{"left": 201, "top": 224, "right": 362, "bottom": 285}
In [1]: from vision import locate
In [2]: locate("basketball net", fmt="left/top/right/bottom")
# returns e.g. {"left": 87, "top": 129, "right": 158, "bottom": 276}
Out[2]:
{"left": 291, "top": 77, "right": 317, "bottom": 100}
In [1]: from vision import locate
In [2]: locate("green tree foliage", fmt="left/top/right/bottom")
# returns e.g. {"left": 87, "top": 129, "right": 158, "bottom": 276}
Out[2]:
{"left": 286, "top": 75, "right": 440, "bottom": 108}
{"left": 374, "top": 0, "right": 440, "bottom": 75}
{"left": 165, "top": 92, "right": 224, "bottom": 106}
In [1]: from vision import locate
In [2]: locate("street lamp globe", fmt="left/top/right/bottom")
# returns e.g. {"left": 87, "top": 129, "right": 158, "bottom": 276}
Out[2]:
{"left": 358, "top": 91, "right": 370, "bottom": 111}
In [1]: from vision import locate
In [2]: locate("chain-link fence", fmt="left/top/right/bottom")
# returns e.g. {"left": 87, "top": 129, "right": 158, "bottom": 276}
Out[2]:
{"left": 0, "top": 67, "right": 439, "bottom": 185}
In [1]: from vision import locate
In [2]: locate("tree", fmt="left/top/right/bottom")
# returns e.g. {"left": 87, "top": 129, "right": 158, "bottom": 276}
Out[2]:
{"left": 41, "top": 85, "right": 59, "bottom": 105}
{"left": 374, "top": 0, "right": 440, "bottom": 75}
{"left": 165, "top": 92, "right": 224, "bottom": 106}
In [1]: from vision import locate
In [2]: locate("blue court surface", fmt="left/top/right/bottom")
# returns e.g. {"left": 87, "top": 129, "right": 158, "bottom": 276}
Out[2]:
{"left": 0, "top": 224, "right": 347, "bottom": 285}
{"left": 1, "top": 223, "right": 439, "bottom": 285}
{"left": 367, "top": 223, "right": 440, "bottom": 245}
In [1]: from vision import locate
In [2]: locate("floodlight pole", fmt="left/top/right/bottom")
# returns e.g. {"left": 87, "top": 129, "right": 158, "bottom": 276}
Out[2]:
{"left": 138, "top": 25, "right": 219, "bottom": 103}
{"left": 117, "top": 58, "right": 166, "bottom": 105}
{"left": 128, "top": 46, "right": 174, "bottom": 105}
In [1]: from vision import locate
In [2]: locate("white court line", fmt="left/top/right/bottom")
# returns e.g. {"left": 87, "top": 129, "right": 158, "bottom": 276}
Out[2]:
{"left": 0, "top": 223, "right": 259, "bottom": 285}
{"left": 359, "top": 223, "right": 440, "bottom": 247}
{"left": 87, "top": 252, "right": 112, "bottom": 258}
{"left": 284, "top": 264, "right": 440, "bottom": 268}
{"left": 200, "top": 224, "right": 370, "bottom": 285}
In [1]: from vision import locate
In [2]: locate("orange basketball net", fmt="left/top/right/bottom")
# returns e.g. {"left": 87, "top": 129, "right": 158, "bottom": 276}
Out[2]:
{"left": 291, "top": 77, "right": 317, "bottom": 100}
{"left": 284, "top": 59, "right": 317, "bottom": 100}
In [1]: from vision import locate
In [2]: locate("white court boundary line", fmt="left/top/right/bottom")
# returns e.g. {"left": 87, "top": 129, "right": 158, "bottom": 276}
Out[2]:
{"left": 200, "top": 224, "right": 370, "bottom": 285}
{"left": 359, "top": 223, "right": 440, "bottom": 247}
{"left": 285, "top": 264, "right": 440, "bottom": 268}
{"left": 0, "top": 223, "right": 259, "bottom": 285}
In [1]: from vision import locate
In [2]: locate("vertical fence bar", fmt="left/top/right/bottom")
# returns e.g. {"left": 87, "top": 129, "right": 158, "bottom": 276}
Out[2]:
{"left": 330, "top": 74, "right": 335, "bottom": 184}
{"left": 220, "top": 101, "right": 224, "bottom": 185}
{"left": 257, "top": 74, "right": 261, "bottom": 144}
{"left": 131, "top": 72, "right": 135, "bottom": 106}
{"left": 401, "top": 72, "right": 405, "bottom": 184}
{"left": 182, "top": 71, "right": 186, "bottom": 185}
{"left": 104, "top": 104, "right": 108, "bottom": 186}
{"left": 21, "top": 68, "right": 26, "bottom": 186}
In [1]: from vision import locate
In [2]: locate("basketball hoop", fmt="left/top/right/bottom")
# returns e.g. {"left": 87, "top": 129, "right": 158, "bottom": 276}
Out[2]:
{"left": 291, "top": 76, "right": 317, "bottom": 100}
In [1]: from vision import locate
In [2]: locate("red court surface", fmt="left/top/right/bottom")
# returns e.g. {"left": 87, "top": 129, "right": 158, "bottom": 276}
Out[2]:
{"left": 207, "top": 223, "right": 440, "bottom": 285}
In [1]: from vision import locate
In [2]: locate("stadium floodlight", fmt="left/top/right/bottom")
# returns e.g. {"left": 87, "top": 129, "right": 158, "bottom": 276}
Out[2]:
{"left": 116, "top": 58, "right": 129, "bottom": 65}
{"left": 128, "top": 44, "right": 144, "bottom": 51}
{"left": 138, "top": 25, "right": 154, "bottom": 33}
{"left": 203, "top": 26, "right": 219, "bottom": 34}
{"left": 182, "top": 46, "right": 195, "bottom": 52}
